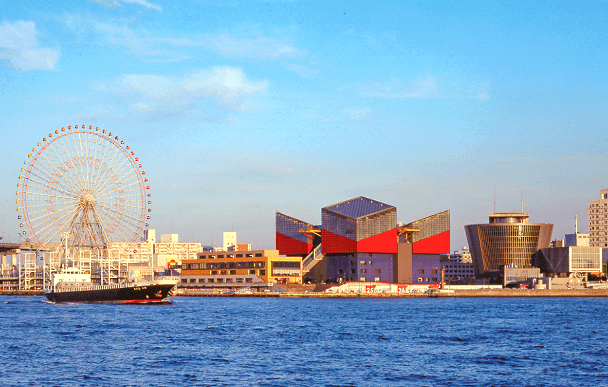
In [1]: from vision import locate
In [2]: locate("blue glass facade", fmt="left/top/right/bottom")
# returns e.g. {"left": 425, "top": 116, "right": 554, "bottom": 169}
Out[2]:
{"left": 324, "top": 253, "right": 394, "bottom": 283}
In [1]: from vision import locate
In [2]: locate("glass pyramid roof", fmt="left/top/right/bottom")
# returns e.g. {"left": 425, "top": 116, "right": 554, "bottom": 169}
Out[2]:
{"left": 323, "top": 196, "right": 395, "bottom": 219}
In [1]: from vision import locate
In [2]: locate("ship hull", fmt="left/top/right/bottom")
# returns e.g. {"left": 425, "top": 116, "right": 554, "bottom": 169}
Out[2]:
{"left": 45, "top": 282, "right": 176, "bottom": 304}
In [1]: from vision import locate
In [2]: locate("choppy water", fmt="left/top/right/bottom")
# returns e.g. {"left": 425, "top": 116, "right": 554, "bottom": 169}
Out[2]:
{"left": 1, "top": 295, "right": 607, "bottom": 387}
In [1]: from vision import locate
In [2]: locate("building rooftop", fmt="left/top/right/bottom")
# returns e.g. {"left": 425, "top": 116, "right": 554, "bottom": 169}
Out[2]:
{"left": 488, "top": 212, "right": 529, "bottom": 224}
{"left": 323, "top": 196, "right": 395, "bottom": 219}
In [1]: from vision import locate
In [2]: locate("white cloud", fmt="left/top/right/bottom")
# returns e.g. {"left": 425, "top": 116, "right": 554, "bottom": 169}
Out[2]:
{"left": 285, "top": 63, "right": 319, "bottom": 77}
{"left": 345, "top": 108, "right": 370, "bottom": 120}
{"left": 200, "top": 34, "right": 306, "bottom": 60}
{"left": 122, "top": 0, "right": 162, "bottom": 11}
{"left": 362, "top": 74, "right": 441, "bottom": 99}
{"left": 475, "top": 92, "right": 490, "bottom": 101}
{"left": 101, "top": 67, "right": 268, "bottom": 119}
{"left": 64, "top": 15, "right": 304, "bottom": 64}
{"left": 94, "top": 0, "right": 162, "bottom": 11}
{"left": 470, "top": 81, "right": 491, "bottom": 101}
{"left": 0, "top": 20, "right": 60, "bottom": 71}
{"left": 65, "top": 15, "right": 187, "bottom": 59}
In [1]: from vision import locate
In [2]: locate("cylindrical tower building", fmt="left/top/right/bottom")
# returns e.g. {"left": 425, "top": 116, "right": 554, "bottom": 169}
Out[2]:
{"left": 465, "top": 213, "right": 553, "bottom": 278}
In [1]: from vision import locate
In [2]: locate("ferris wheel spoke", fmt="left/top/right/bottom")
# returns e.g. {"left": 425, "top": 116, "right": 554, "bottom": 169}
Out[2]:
{"left": 95, "top": 199, "right": 142, "bottom": 226}
{"left": 90, "top": 148, "right": 135, "bottom": 197}
{"left": 22, "top": 168, "right": 79, "bottom": 199}
{"left": 94, "top": 184, "right": 143, "bottom": 208}
{"left": 27, "top": 204, "right": 78, "bottom": 244}
{"left": 44, "top": 133, "right": 87, "bottom": 195}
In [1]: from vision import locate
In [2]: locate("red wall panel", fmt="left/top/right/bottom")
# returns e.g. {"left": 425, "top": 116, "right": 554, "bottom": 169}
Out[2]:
{"left": 322, "top": 229, "right": 397, "bottom": 254}
{"left": 321, "top": 230, "right": 357, "bottom": 254}
{"left": 276, "top": 232, "right": 312, "bottom": 255}
{"left": 412, "top": 230, "right": 450, "bottom": 254}
{"left": 357, "top": 229, "right": 397, "bottom": 253}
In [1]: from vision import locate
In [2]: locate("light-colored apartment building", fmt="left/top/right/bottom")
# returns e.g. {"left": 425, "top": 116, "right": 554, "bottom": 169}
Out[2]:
{"left": 588, "top": 189, "right": 608, "bottom": 247}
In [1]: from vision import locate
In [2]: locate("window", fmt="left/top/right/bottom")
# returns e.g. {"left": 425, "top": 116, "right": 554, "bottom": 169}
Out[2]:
{"left": 360, "top": 277, "right": 366, "bottom": 281}
{"left": 182, "top": 263, "right": 190, "bottom": 270}
{"left": 419, "top": 269, "right": 424, "bottom": 274}
{"left": 339, "top": 269, "right": 344, "bottom": 274}
{"left": 228, "top": 254, "right": 234, "bottom": 258}
{"left": 230, "top": 270, "right": 236, "bottom": 275}
{"left": 237, "top": 254, "right": 243, "bottom": 258}
{"left": 236, "top": 278, "right": 244, "bottom": 283}
{"left": 374, "top": 277, "right": 380, "bottom": 282}
{"left": 211, "top": 270, "right": 217, "bottom": 275}
{"left": 246, "top": 262, "right": 255, "bottom": 268}
{"left": 228, "top": 262, "right": 236, "bottom": 269}
{"left": 351, "top": 269, "right": 356, "bottom": 274}
{"left": 226, "top": 278, "right": 233, "bottom": 283}
{"left": 220, "top": 270, "right": 226, "bottom": 275}
{"left": 198, "top": 278, "right": 205, "bottom": 283}
{"left": 249, "top": 270, "right": 256, "bottom": 274}
{"left": 216, "top": 278, "right": 224, "bottom": 283}
{"left": 246, "top": 278, "right": 253, "bottom": 283}
{"left": 255, "top": 253, "right": 262, "bottom": 257}
{"left": 360, "top": 261, "right": 366, "bottom": 265}
{"left": 218, "top": 255, "right": 224, "bottom": 258}
{"left": 181, "top": 279, "right": 187, "bottom": 283}
{"left": 259, "top": 270, "right": 265, "bottom": 276}
{"left": 417, "top": 277, "right": 423, "bottom": 282}
{"left": 361, "top": 269, "right": 367, "bottom": 273}
{"left": 432, "top": 269, "right": 437, "bottom": 274}
{"left": 219, "top": 263, "right": 226, "bottom": 269}
{"left": 368, "top": 261, "right": 372, "bottom": 265}
{"left": 375, "top": 269, "right": 381, "bottom": 273}
{"left": 189, "top": 279, "right": 196, "bottom": 283}
{"left": 208, "top": 278, "right": 215, "bottom": 283}
{"left": 432, "top": 278, "right": 438, "bottom": 282}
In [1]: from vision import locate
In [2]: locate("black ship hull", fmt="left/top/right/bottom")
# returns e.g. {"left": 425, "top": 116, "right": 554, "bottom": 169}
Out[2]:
{"left": 45, "top": 282, "right": 176, "bottom": 304}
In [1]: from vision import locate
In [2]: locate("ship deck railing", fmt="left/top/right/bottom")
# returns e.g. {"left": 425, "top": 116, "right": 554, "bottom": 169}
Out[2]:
{"left": 47, "top": 278, "right": 177, "bottom": 293}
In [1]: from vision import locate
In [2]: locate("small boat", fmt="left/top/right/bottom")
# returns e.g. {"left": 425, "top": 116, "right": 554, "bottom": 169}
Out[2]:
{"left": 45, "top": 268, "right": 178, "bottom": 304}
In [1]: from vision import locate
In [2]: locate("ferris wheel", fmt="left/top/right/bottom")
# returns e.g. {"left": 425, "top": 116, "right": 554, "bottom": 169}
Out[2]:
{"left": 17, "top": 125, "right": 151, "bottom": 249}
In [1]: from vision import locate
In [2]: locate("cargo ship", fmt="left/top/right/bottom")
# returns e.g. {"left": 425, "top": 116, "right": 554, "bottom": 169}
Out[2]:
{"left": 45, "top": 268, "right": 178, "bottom": 304}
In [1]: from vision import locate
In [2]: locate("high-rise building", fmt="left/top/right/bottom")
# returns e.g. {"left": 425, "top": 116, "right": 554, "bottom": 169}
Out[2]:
{"left": 465, "top": 212, "right": 553, "bottom": 278}
{"left": 588, "top": 189, "right": 608, "bottom": 247}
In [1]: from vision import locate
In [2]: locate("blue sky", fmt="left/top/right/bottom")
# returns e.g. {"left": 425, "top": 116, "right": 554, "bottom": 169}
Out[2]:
{"left": 1, "top": 0, "right": 607, "bottom": 250}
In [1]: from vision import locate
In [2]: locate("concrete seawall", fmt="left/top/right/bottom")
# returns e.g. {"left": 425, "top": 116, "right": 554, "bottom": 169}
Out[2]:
{"left": 429, "top": 288, "right": 608, "bottom": 298}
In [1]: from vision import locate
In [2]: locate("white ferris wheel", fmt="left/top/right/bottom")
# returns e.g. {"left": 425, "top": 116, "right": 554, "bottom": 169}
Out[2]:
{"left": 17, "top": 125, "right": 151, "bottom": 250}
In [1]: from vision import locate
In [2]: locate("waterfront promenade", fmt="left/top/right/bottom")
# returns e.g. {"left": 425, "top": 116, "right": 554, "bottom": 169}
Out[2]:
{"left": 5, "top": 287, "right": 608, "bottom": 298}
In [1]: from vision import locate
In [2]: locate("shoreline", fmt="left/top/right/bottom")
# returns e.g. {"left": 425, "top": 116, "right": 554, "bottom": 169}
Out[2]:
{"left": 3, "top": 288, "right": 608, "bottom": 298}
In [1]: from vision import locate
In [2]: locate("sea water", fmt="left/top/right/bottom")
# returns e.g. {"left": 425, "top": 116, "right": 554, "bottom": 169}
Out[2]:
{"left": 1, "top": 295, "right": 607, "bottom": 386}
